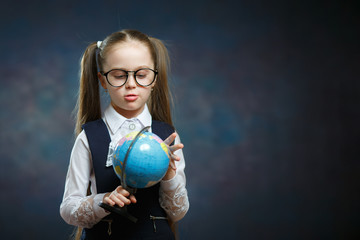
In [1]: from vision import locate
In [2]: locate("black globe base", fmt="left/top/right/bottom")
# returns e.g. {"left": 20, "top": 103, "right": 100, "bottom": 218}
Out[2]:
{"left": 98, "top": 202, "right": 138, "bottom": 223}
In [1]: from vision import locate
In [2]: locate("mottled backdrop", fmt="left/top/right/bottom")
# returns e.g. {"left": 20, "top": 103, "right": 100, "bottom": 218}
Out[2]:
{"left": 1, "top": 0, "right": 359, "bottom": 239}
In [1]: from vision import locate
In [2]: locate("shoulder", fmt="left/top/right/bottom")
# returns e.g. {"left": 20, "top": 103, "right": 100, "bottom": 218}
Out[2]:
{"left": 81, "top": 119, "right": 110, "bottom": 148}
{"left": 82, "top": 119, "right": 106, "bottom": 131}
{"left": 71, "top": 129, "right": 90, "bottom": 154}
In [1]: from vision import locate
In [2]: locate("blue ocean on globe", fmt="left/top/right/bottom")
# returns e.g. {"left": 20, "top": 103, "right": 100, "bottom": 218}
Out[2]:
{"left": 112, "top": 131, "right": 170, "bottom": 188}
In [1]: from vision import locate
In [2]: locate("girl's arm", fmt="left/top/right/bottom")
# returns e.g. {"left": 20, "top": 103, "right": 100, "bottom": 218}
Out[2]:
{"left": 60, "top": 131, "right": 110, "bottom": 228}
{"left": 159, "top": 133, "right": 190, "bottom": 222}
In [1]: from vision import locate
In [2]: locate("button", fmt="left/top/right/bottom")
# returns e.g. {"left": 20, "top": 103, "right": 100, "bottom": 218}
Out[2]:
{"left": 129, "top": 123, "right": 136, "bottom": 130}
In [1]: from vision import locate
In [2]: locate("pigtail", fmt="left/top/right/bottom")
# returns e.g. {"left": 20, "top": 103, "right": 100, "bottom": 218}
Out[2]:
{"left": 148, "top": 36, "right": 178, "bottom": 237}
{"left": 148, "top": 37, "right": 174, "bottom": 127}
{"left": 73, "top": 42, "right": 101, "bottom": 239}
{"left": 74, "top": 42, "right": 102, "bottom": 136}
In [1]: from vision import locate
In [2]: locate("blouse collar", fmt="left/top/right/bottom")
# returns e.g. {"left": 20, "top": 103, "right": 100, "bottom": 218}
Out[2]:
{"left": 103, "top": 104, "right": 152, "bottom": 135}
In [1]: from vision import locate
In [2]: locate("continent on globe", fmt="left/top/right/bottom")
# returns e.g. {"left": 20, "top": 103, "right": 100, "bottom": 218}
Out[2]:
{"left": 112, "top": 131, "right": 170, "bottom": 188}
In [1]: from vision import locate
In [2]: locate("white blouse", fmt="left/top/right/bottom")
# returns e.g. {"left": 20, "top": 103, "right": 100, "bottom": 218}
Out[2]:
{"left": 60, "top": 105, "right": 189, "bottom": 228}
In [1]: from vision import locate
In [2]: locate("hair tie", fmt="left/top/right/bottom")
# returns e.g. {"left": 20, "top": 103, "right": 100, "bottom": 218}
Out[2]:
{"left": 97, "top": 41, "right": 102, "bottom": 49}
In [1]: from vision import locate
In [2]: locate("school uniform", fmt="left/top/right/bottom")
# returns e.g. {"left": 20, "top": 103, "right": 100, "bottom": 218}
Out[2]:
{"left": 60, "top": 105, "right": 189, "bottom": 239}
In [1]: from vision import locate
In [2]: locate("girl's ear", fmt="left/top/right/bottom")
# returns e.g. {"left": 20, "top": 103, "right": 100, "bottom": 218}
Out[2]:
{"left": 98, "top": 72, "right": 107, "bottom": 90}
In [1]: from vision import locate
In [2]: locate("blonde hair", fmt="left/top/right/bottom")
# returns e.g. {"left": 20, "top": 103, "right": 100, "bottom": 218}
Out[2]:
{"left": 74, "top": 29, "right": 173, "bottom": 136}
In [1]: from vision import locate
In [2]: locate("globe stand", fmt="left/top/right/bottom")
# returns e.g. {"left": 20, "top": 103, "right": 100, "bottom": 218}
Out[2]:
{"left": 99, "top": 126, "right": 151, "bottom": 223}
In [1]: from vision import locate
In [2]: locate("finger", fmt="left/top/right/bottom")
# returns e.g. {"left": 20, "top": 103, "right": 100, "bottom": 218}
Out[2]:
{"left": 117, "top": 187, "right": 130, "bottom": 197}
{"left": 109, "top": 193, "right": 123, "bottom": 207}
{"left": 104, "top": 196, "right": 115, "bottom": 206}
{"left": 169, "top": 159, "right": 177, "bottom": 170}
{"left": 112, "top": 189, "right": 132, "bottom": 204}
{"left": 115, "top": 185, "right": 126, "bottom": 193}
{"left": 170, "top": 151, "right": 181, "bottom": 161}
{"left": 163, "top": 132, "right": 177, "bottom": 146}
{"left": 110, "top": 192, "right": 130, "bottom": 207}
{"left": 169, "top": 143, "right": 184, "bottom": 153}
{"left": 129, "top": 194, "right": 137, "bottom": 204}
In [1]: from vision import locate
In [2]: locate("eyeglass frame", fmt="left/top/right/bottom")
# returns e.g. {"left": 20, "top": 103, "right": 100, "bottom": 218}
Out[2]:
{"left": 100, "top": 68, "right": 158, "bottom": 87}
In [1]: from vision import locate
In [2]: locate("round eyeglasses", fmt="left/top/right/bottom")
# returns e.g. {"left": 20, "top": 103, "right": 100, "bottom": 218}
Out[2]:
{"left": 101, "top": 68, "right": 158, "bottom": 87}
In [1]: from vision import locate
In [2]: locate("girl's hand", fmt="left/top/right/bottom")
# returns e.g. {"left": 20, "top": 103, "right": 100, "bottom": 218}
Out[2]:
{"left": 163, "top": 132, "right": 184, "bottom": 180}
{"left": 103, "top": 186, "right": 137, "bottom": 207}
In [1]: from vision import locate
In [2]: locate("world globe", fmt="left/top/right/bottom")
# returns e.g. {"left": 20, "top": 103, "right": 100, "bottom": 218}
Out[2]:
{"left": 112, "top": 130, "right": 170, "bottom": 189}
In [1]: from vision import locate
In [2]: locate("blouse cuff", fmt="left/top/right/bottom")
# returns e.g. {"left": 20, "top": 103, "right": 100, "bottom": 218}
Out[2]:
{"left": 93, "top": 193, "right": 110, "bottom": 219}
{"left": 160, "top": 172, "right": 180, "bottom": 192}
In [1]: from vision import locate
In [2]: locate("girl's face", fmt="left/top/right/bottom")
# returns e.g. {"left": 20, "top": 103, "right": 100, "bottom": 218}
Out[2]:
{"left": 99, "top": 41, "right": 155, "bottom": 119}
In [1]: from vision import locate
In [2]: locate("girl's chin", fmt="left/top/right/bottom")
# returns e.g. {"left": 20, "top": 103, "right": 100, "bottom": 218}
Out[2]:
{"left": 112, "top": 103, "right": 145, "bottom": 118}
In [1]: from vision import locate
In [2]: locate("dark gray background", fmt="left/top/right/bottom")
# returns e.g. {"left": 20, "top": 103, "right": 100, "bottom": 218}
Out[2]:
{"left": 1, "top": 0, "right": 359, "bottom": 239}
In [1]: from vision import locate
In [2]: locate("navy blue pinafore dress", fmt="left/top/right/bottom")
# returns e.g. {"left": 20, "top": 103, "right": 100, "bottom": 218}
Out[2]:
{"left": 81, "top": 119, "right": 175, "bottom": 240}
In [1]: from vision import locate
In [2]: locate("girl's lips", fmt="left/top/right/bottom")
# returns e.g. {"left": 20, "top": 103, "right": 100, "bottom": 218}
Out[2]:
{"left": 124, "top": 94, "right": 138, "bottom": 101}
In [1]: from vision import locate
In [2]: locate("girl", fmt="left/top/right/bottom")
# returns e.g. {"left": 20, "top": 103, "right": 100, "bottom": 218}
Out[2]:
{"left": 60, "top": 29, "right": 189, "bottom": 240}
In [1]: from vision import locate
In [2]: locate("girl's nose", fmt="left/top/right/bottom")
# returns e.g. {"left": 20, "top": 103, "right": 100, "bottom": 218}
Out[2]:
{"left": 125, "top": 74, "right": 137, "bottom": 88}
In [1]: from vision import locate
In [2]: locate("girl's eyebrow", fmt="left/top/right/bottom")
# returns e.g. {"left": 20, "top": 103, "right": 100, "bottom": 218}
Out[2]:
{"left": 109, "top": 65, "right": 153, "bottom": 71}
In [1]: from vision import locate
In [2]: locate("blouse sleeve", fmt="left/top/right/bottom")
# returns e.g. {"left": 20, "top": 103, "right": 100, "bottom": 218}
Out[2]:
{"left": 59, "top": 131, "right": 110, "bottom": 229}
{"left": 159, "top": 133, "right": 190, "bottom": 222}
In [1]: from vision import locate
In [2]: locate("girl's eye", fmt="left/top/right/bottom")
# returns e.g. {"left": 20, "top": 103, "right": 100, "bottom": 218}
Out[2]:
{"left": 114, "top": 75, "right": 127, "bottom": 79}
{"left": 136, "top": 74, "right": 146, "bottom": 79}
{"left": 136, "top": 70, "right": 149, "bottom": 79}
{"left": 110, "top": 70, "right": 127, "bottom": 80}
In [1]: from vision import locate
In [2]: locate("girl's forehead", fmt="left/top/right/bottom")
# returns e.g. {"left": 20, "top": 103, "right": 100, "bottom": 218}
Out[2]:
{"left": 104, "top": 41, "right": 154, "bottom": 69}
{"left": 108, "top": 40, "right": 148, "bottom": 53}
